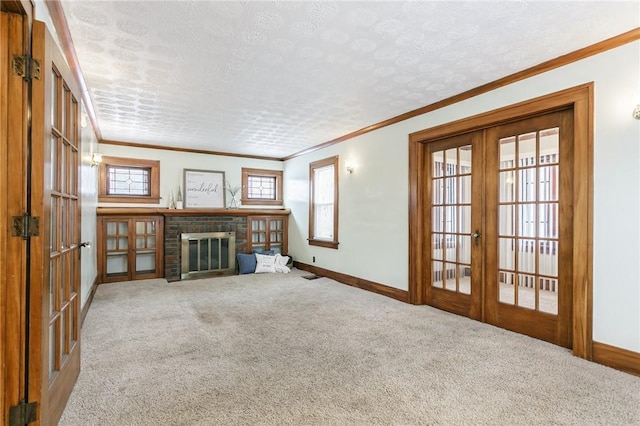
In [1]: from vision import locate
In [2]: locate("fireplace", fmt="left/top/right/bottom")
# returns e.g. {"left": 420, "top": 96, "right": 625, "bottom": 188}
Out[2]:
{"left": 181, "top": 232, "right": 236, "bottom": 279}
{"left": 164, "top": 214, "right": 247, "bottom": 281}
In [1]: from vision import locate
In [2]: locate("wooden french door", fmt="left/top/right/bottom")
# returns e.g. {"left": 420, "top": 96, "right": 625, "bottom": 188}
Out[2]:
{"left": 425, "top": 132, "right": 484, "bottom": 321}
{"left": 1, "top": 9, "right": 31, "bottom": 424}
{"left": 31, "top": 20, "right": 82, "bottom": 425}
{"left": 484, "top": 110, "right": 573, "bottom": 347}
{"left": 2, "top": 13, "right": 81, "bottom": 424}
{"left": 423, "top": 109, "right": 574, "bottom": 348}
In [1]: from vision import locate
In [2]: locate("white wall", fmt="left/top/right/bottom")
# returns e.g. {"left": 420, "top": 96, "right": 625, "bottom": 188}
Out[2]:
{"left": 285, "top": 127, "right": 410, "bottom": 289}
{"left": 97, "top": 145, "right": 283, "bottom": 209}
{"left": 79, "top": 110, "right": 99, "bottom": 309}
{"left": 284, "top": 41, "right": 640, "bottom": 353}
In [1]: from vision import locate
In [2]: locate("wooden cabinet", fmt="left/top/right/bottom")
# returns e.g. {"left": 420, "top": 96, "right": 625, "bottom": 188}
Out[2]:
{"left": 97, "top": 215, "right": 164, "bottom": 283}
{"left": 248, "top": 215, "right": 288, "bottom": 254}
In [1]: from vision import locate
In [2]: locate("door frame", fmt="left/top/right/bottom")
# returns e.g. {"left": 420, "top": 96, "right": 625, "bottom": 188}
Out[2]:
{"left": 408, "top": 83, "right": 593, "bottom": 359}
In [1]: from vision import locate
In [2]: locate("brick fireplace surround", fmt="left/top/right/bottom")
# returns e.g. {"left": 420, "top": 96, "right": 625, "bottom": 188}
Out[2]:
{"left": 164, "top": 214, "right": 247, "bottom": 281}
{"left": 162, "top": 209, "right": 289, "bottom": 281}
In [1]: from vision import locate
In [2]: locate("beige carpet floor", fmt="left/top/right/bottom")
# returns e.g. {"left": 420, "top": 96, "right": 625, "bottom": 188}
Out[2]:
{"left": 60, "top": 269, "right": 640, "bottom": 425}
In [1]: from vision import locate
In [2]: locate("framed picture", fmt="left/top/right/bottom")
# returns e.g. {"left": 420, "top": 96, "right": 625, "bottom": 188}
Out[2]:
{"left": 183, "top": 169, "right": 226, "bottom": 208}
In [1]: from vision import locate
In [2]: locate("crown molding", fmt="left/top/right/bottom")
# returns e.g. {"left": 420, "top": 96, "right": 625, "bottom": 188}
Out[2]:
{"left": 100, "top": 139, "right": 284, "bottom": 162}
{"left": 283, "top": 27, "right": 640, "bottom": 161}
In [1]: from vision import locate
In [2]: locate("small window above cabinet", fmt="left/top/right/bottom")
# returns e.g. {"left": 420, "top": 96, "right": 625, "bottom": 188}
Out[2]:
{"left": 248, "top": 216, "right": 288, "bottom": 255}
{"left": 97, "top": 215, "right": 164, "bottom": 283}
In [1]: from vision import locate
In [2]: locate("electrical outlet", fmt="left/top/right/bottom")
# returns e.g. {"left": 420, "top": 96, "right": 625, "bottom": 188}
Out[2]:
{"left": 312, "top": 256, "right": 316, "bottom": 263}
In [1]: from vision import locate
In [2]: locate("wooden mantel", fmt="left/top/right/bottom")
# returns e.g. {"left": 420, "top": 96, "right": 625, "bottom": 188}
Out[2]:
{"left": 96, "top": 207, "right": 291, "bottom": 217}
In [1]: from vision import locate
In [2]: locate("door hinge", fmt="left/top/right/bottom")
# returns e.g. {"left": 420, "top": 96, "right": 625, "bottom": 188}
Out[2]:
{"left": 12, "top": 214, "right": 40, "bottom": 239}
{"left": 9, "top": 401, "right": 37, "bottom": 426}
{"left": 12, "top": 55, "right": 41, "bottom": 81}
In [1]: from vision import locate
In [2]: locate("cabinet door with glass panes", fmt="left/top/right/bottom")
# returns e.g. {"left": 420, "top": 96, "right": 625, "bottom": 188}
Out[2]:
{"left": 98, "top": 216, "right": 164, "bottom": 283}
{"left": 248, "top": 216, "right": 288, "bottom": 254}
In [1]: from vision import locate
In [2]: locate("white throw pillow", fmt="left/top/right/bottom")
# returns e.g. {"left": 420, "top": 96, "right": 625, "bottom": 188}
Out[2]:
{"left": 273, "top": 253, "right": 291, "bottom": 273}
{"left": 254, "top": 253, "right": 276, "bottom": 273}
{"left": 274, "top": 253, "right": 290, "bottom": 267}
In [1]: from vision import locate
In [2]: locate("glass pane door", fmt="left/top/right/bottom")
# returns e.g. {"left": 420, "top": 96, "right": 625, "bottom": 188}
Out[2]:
{"left": 105, "top": 220, "right": 129, "bottom": 278}
{"left": 426, "top": 132, "right": 482, "bottom": 320}
{"left": 40, "top": 24, "right": 83, "bottom": 423}
{"left": 134, "top": 219, "right": 157, "bottom": 276}
{"left": 431, "top": 145, "right": 473, "bottom": 295}
{"left": 47, "top": 70, "right": 80, "bottom": 383}
{"left": 485, "top": 109, "right": 573, "bottom": 348}
{"left": 497, "top": 128, "right": 560, "bottom": 314}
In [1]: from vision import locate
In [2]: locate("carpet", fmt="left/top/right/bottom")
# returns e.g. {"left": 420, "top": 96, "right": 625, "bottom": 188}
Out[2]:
{"left": 59, "top": 269, "right": 640, "bottom": 425}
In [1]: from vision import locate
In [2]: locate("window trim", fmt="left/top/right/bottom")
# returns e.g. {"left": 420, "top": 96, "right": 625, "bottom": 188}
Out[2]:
{"left": 98, "top": 156, "right": 160, "bottom": 203}
{"left": 308, "top": 156, "right": 339, "bottom": 249}
{"left": 241, "top": 168, "right": 283, "bottom": 206}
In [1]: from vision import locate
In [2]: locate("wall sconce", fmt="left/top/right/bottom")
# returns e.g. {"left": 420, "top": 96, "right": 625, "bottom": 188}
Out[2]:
{"left": 633, "top": 104, "right": 640, "bottom": 120}
{"left": 345, "top": 163, "right": 356, "bottom": 174}
{"left": 90, "top": 152, "right": 103, "bottom": 167}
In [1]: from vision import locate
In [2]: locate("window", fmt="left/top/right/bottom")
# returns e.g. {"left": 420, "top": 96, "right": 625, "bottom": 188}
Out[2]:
{"left": 108, "top": 166, "right": 150, "bottom": 196}
{"left": 308, "top": 156, "right": 339, "bottom": 249}
{"left": 241, "top": 168, "right": 283, "bottom": 206}
{"left": 98, "top": 156, "right": 160, "bottom": 203}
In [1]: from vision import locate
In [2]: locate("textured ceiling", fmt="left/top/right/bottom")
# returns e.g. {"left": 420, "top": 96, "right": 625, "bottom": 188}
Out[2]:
{"left": 59, "top": 1, "right": 640, "bottom": 159}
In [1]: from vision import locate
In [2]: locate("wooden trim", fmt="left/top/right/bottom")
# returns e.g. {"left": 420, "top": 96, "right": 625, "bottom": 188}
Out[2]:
{"left": 586, "top": 85, "right": 594, "bottom": 358}
{"left": 294, "top": 261, "right": 409, "bottom": 303}
{"left": 0, "top": 14, "right": 8, "bottom": 421}
{"left": 80, "top": 276, "right": 98, "bottom": 327}
{"left": 98, "top": 155, "right": 160, "bottom": 203}
{"left": 408, "top": 127, "right": 425, "bottom": 305}
{"left": 96, "top": 216, "right": 105, "bottom": 284}
{"left": 592, "top": 342, "right": 640, "bottom": 377}
{"left": 29, "top": 18, "right": 46, "bottom": 425}
{"left": 45, "top": 0, "right": 101, "bottom": 140}
{"left": 571, "top": 86, "right": 593, "bottom": 359}
{"left": 409, "top": 84, "right": 593, "bottom": 143}
{"left": 241, "top": 167, "right": 283, "bottom": 206}
{"left": 96, "top": 207, "right": 291, "bottom": 217}
{"left": 284, "top": 28, "right": 639, "bottom": 161}
{"left": 101, "top": 139, "right": 283, "bottom": 162}
{"left": 0, "top": 0, "right": 32, "bottom": 17}
{"left": 307, "top": 239, "right": 339, "bottom": 249}
{"left": 408, "top": 84, "right": 593, "bottom": 357}
{"left": 308, "top": 156, "right": 339, "bottom": 249}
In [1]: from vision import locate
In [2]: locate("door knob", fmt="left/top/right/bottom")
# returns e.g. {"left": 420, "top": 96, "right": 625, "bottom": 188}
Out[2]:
{"left": 472, "top": 230, "right": 481, "bottom": 244}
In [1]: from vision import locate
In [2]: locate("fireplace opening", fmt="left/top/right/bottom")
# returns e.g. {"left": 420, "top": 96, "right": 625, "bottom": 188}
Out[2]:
{"left": 181, "top": 232, "right": 236, "bottom": 279}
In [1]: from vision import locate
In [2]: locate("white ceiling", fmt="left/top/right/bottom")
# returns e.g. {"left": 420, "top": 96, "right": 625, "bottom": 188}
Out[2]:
{"left": 59, "top": 1, "right": 640, "bottom": 159}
